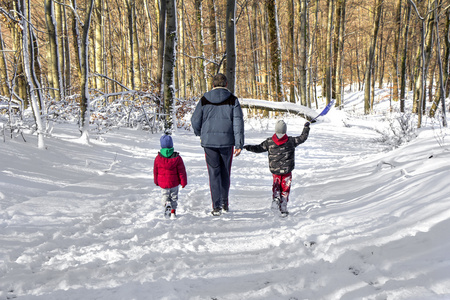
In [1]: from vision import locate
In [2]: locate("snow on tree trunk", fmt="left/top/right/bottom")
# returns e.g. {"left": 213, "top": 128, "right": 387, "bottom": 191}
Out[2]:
{"left": 195, "top": 0, "right": 207, "bottom": 94}
{"left": 163, "top": 0, "right": 177, "bottom": 130}
{"left": 156, "top": 0, "right": 166, "bottom": 95}
{"left": 400, "top": 4, "right": 412, "bottom": 113}
{"left": 80, "top": 0, "right": 95, "bottom": 142}
{"left": 21, "top": 0, "right": 45, "bottom": 149}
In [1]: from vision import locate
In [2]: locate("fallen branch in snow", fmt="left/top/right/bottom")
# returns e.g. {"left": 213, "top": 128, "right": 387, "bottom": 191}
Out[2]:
{"left": 239, "top": 98, "right": 319, "bottom": 120}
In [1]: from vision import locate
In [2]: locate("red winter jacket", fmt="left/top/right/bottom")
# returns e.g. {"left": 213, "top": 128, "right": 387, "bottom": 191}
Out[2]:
{"left": 153, "top": 152, "right": 187, "bottom": 189}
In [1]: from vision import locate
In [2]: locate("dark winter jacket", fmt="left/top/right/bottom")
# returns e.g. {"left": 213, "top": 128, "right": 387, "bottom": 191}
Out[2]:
{"left": 244, "top": 126, "right": 310, "bottom": 175}
{"left": 153, "top": 151, "right": 187, "bottom": 189}
{"left": 191, "top": 87, "right": 244, "bottom": 149}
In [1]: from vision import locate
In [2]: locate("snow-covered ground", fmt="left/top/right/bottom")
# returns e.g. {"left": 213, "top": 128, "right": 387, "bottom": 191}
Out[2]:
{"left": 1, "top": 93, "right": 450, "bottom": 300}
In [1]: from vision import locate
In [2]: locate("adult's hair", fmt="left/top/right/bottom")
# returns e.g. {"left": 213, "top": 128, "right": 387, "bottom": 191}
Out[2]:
{"left": 212, "top": 73, "right": 228, "bottom": 88}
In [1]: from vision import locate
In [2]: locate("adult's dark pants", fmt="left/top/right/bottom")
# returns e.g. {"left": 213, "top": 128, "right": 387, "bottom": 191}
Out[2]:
{"left": 204, "top": 147, "right": 233, "bottom": 210}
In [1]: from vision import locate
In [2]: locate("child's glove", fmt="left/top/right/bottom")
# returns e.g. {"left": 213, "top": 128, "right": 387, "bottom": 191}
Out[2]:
{"left": 243, "top": 145, "right": 250, "bottom": 151}
{"left": 304, "top": 122, "right": 310, "bottom": 127}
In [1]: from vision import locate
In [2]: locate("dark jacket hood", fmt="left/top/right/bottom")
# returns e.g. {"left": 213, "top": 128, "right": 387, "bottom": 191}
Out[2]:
{"left": 203, "top": 87, "right": 232, "bottom": 103}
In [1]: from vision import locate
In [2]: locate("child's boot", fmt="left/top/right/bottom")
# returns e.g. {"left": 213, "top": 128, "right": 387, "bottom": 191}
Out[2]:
{"left": 164, "top": 201, "right": 172, "bottom": 218}
{"left": 170, "top": 209, "right": 176, "bottom": 219}
{"left": 279, "top": 199, "right": 289, "bottom": 217}
{"left": 271, "top": 198, "right": 281, "bottom": 212}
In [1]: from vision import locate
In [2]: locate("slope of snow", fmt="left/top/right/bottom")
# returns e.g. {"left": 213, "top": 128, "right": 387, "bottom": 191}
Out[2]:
{"left": 1, "top": 97, "right": 450, "bottom": 300}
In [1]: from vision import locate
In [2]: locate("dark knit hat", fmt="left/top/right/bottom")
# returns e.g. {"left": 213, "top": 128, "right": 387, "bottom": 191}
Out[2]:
{"left": 275, "top": 120, "right": 287, "bottom": 138}
{"left": 160, "top": 135, "right": 173, "bottom": 148}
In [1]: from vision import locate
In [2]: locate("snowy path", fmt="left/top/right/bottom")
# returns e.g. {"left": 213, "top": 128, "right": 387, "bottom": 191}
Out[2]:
{"left": 1, "top": 115, "right": 450, "bottom": 300}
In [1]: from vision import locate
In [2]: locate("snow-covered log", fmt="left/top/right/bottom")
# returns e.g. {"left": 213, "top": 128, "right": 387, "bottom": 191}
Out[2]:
{"left": 239, "top": 98, "right": 319, "bottom": 120}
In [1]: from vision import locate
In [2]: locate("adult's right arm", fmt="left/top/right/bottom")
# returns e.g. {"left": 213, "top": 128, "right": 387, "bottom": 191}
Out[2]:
{"left": 190, "top": 100, "right": 203, "bottom": 136}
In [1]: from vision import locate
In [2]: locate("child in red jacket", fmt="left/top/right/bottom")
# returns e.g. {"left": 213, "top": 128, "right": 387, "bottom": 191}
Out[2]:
{"left": 153, "top": 134, "right": 187, "bottom": 219}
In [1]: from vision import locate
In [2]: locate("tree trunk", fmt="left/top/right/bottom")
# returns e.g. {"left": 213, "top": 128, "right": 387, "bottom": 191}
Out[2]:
{"left": 252, "top": 1, "right": 260, "bottom": 98}
{"left": 208, "top": 0, "right": 217, "bottom": 83}
{"left": 308, "top": 0, "right": 319, "bottom": 108}
{"left": 0, "top": 23, "right": 10, "bottom": 98}
{"left": 44, "top": 0, "right": 62, "bottom": 101}
{"left": 178, "top": 0, "right": 187, "bottom": 98}
{"left": 298, "top": 0, "right": 308, "bottom": 105}
{"left": 163, "top": 0, "right": 177, "bottom": 130}
{"left": 195, "top": 0, "right": 207, "bottom": 93}
{"left": 62, "top": 3, "right": 71, "bottom": 93}
{"left": 400, "top": 3, "right": 412, "bottom": 112}
{"left": 267, "top": 0, "right": 283, "bottom": 102}
{"left": 429, "top": 1, "right": 447, "bottom": 126}
{"left": 131, "top": 0, "right": 141, "bottom": 90}
{"left": 392, "top": 0, "right": 402, "bottom": 104}
{"left": 226, "top": 0, "right": 236, "bottom": 94}
{"left": 71, "top": 0, "right": 82, "bottom": 85}
{"left": 55, "top": 1, "right": 66, "bottom": 98}
{"left": 143, "top": 0, "right": 155, "bottom": 87}
{"left": 21, "top": 0, "right": 45, "bottom": 148}
{"left": 94, "top": 0, "right": 104, "bottom": 91}
{"left": 157, "top": 0, "right": 166, "bottom": 94}
{"left": 286, "top": 0, "right": 295, "bottom": 103}
{"left": 79, "top": 0, "right": 95, "bottom": 139}
{"left": 325, "top": 0, "right": 334, "bottom": 104}
{"left": 412, "top": 0, "right": 435, "bottom": 118}
{"left": 334, "top": 0, "right": 346, "bottom": 108}
{"left": 364, "top": 0, "right": 383, "bottom": 114}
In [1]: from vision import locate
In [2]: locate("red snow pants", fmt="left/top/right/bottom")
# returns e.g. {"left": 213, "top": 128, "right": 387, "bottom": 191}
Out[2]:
{"left": 272, "top": 173, "right": 292, "bottom": 204}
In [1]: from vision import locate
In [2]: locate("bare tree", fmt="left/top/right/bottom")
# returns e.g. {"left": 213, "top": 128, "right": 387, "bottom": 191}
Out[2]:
{"left": 364, "top": 0, "right": 383, "bottom": 114}
{"left": 334, "top": 0, "right": 346, "bottom": 108}
{"left": 72, "top": 0, "right": 95, "bottom": 139}
{"left": 20, "top": 0, "right": 45, "bottom": 148}
{"left": 163, "top": 0, "right": 177, "bottom": 130}
{"left": 226, "top": 0, "right": 236, "bottom": 94}
{"left": 286, "top": 0, "right": 295, "bottom": 103}
{"left": 400, "top": 2, "right": 412, "bottom": 112}
{"left": 94, "top": 0, "right": 104, "bottom": 91}
{"left": 429, "top": 0, "right": 447, "bottom": 126}
{"left": 392, "top": 0, "right": 403, "bottom": 104}
{"left": 195, "top": 0, "right": 207, "bottom": 93}
{"left": 156, "top": 0, "right": 166, "bottom": 94}
{"left": 298, "top": 0, "right": 308, "bottom": 106}
{"left": 44, "top": 0, "right": 63, "bottom": 101}
{"left": 125, "top": 0, "right": 142, "bottom": 90}
{"left": 325, "top": 0, "right": 335, "bottom": 104}
{"left": 266, "top": 0, "right": 283, "bottom": 101}
{"left": 0, "top": 23, "right": 10, "bottom": 98}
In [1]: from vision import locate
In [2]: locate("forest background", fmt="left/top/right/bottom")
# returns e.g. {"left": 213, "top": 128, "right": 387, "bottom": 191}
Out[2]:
{"left": 1, "top": 0, "right": 449, "bottom": 147}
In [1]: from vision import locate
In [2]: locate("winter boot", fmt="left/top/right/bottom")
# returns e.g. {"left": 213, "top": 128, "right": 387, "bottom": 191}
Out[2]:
{"left": 164, "top": 202, "right": 172, "bottom": 218}
{"left": 279, "top": 199, "right": 289, "bottom": 217}
{"left": 211, "top": 208, "right": 222, "bottom": 216}
{"left": 271, "top": 198, "right": 281, "bottom": 212}
{"left": 222, "top": 203, "right": 229, "bottom": 213}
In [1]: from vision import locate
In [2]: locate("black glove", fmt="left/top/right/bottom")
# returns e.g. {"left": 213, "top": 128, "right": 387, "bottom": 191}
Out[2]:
{"left": 304, "top": 122, "right": 310, "bottom": 127}
{"left": 243, "top": 145, "right": 250, "bottom": 151}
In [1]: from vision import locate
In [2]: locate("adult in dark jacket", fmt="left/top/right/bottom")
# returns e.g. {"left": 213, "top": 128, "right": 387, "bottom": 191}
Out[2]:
{"left": 191, "top": 73, "right": 244, "bottom": 216}
{"left": 244, "top": 120, "right": 310, "bottom": 216}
